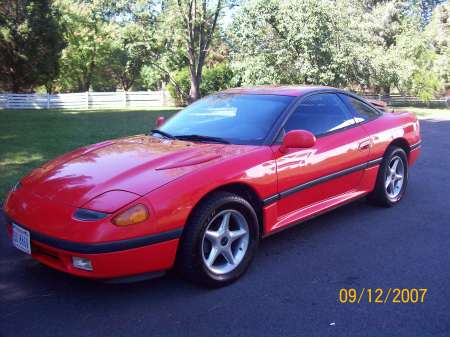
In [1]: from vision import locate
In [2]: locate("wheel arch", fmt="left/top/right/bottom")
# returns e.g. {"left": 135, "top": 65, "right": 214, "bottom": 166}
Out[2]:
{"left": 184, "top": 182, "right": 264, "bottom": 237}
{"left": 386, "top": 138, "right": 410, "bottom": 158}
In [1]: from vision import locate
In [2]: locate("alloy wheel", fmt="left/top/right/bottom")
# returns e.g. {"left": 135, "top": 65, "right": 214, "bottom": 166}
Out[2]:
{"left": 201, "top": 209, "right": 250, "bottom": 275}
{"left": 385, "top": 155, "right": 405, "bottom": 199}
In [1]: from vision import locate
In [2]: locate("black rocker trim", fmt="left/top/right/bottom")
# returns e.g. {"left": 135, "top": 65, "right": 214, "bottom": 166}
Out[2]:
{"left": 262, "top": 157, "right": 383, "bottom": 206}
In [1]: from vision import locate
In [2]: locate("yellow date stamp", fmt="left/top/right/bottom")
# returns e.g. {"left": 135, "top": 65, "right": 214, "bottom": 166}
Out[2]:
{"left": 338, "top": 288, "right": 428, "bottom": 304}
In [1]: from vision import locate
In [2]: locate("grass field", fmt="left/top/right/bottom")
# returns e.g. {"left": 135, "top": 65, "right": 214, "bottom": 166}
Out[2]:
{"left": 392, "top": 106, "right": 449, "bottom": 119}
{"left": 0, "top": 106, "right": 447, "bottom": 200}
{"left": 0, "top": 108, "right": 178, "bottom": 199}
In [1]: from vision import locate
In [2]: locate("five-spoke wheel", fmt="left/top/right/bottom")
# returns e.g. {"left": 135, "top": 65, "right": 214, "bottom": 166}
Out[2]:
{"left": 202, "top": 209, "right": 250, "bottom": 275}
{"left": 385, "top": 155, "right": 405, "bottom": 199}
{"left": 177, "top": 191, "right": 259, "bottom": 287}
{"left": 369, "top": 146, "right": 408, "bottom": 207}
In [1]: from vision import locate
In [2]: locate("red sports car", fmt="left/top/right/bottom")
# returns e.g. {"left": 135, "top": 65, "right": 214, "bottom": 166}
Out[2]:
{"left": 4, "top": 86, "right": 421, "bottom": 287}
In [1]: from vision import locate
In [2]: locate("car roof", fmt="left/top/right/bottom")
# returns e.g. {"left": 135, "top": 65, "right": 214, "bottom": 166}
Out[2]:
{"left": 222, "top": 85, "right": 334, "bottom": 97}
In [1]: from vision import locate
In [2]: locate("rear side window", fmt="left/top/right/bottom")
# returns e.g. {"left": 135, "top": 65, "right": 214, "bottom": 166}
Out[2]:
{"left": 340, "top": 95, "right": 380, "bottom": 123}
{"left": 283, "top": 93, "right": 355, "bottom": 136}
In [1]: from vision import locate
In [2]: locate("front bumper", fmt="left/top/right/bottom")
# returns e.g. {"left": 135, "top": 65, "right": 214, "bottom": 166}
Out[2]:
{"left": 5, "top": 219, "right": 181, "bottom": 279}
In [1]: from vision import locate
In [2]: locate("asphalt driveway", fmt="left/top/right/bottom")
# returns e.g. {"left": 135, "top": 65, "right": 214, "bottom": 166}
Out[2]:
{"left": 1, "top": 118, "right": 449, "bottom": 337}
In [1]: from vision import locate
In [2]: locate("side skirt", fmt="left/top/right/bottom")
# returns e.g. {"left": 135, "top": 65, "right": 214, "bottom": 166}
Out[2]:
{"left": 262, "top": 189, "right": 369, "bottom": 238}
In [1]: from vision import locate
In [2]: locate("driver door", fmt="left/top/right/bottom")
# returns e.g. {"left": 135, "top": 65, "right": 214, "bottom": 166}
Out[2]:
{"left": 271, "top": 93, "right": 371, "bottom": 221}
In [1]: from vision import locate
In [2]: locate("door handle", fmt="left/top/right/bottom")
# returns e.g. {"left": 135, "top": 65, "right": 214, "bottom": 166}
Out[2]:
{"left": 358, "top": 139, "right": 371, "bottom": 151}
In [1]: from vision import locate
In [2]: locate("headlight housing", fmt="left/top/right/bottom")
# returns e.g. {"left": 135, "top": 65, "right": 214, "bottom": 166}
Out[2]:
{"left": 112, "top": 204, "right": 149, "bottom": 226}
{"left": 74, "top": 208, "right": 109, "bottom": 221}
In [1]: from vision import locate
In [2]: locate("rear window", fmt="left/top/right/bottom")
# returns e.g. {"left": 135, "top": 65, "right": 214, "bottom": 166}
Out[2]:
{"left": 340, "top": 95, "right": 380, "bottom": 123}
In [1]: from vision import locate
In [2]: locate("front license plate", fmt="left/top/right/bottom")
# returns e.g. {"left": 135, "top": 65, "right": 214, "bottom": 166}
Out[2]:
{"left": 12, "top": 224, "right": 31, "bottom": 255}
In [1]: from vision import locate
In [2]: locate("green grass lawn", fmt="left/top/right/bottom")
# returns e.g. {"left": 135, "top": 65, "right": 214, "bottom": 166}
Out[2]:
{"left": 392, "top": 106, "right": 449, "bottom": 119}
{"left": 0, "top": 108, "right": 178, "bottom": 200}
{"left": 0, "top": 105, "right": 448, "bottom": 200}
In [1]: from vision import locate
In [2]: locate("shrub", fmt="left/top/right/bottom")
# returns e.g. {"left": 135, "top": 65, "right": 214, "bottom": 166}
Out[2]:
{"left": 167, "top": 68, "right": 192, "bottom": 106}
{"left": 167, "top": 63, "right": 234, "bottom": 106}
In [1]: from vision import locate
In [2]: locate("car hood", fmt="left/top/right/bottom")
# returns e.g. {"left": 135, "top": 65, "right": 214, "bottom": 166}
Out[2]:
{"left": 21, "top": 135, "right": 257, "bottom": 208}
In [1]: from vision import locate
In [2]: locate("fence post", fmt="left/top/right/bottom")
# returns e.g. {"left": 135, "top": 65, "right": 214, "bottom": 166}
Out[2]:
{"left": 124, "top": 91, "right": 128, "bottom": 108}
{"left": 47, "top": 93, "right": 50, "bottom": 109}
{"left": 85, "top": 91, "right": 90, "bottom": 109}
{"left": 161, "top": 90, "right": 166, "bottom": 106}
{"left": 5, "top": 94, "right": 10, "bottom": 109}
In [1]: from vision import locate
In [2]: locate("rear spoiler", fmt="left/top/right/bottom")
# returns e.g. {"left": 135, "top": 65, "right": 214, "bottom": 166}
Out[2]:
{"left": 367, "top": 99, "right": 388, "bottom": 112}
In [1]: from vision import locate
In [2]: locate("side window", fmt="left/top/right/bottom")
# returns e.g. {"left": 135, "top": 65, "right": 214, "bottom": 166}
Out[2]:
{"left": 340, "top": 94, "right": 380, "bottom": 123}
{"left": 283, "top": 93, "right": 355, "bottom": 136}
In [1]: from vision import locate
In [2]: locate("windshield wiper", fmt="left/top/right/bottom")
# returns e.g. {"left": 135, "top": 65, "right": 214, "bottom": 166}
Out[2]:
{"left": 150, "top": 129, "right": 175, "bottom": 139}
{"left": 174, "top": 134, "right": 230, "bottom": 144}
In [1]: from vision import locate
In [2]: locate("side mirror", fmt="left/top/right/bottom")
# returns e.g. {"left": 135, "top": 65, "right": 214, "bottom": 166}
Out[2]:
{"left": 280, "top": 130, "right": 316, "bottom": 153}
{"left": 155, "top": 116, "right": 165, "bottom": 127}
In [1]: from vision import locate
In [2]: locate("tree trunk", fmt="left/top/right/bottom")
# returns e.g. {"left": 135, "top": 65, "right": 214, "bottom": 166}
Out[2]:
{"left": 10, "top": 72, "right": 20, "bottom": 92}
{"left": 45, "top": 81, "right": 54, "bottom": 94}
{"left": 189, "top": 71, "right": 201, "bottom": 103}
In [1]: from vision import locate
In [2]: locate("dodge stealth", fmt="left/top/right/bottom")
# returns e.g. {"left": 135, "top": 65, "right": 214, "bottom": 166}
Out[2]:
{"left": 4, "top": 86, "right": 421, "bottom": 286}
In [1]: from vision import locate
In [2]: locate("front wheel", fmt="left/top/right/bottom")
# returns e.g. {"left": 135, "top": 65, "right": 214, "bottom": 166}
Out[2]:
{"left": 368, "top": 146, "right": 408, "bottom": 207}
{"left": 176, "top": 191, "right": 259, "bottom": 287}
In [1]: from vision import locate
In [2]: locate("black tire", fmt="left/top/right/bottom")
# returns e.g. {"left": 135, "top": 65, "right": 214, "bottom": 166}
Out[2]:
{"left": 368, "top": 146, "right": 408, "bottom": 207}
{"left": 176, "top": 191, "right": 259, "bottom": 287}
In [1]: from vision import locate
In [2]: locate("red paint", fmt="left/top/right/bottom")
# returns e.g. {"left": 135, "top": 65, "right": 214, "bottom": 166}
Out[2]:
{"left": 156, "top": 116, "right": 166, "bottom": 127}
{"left": 3, "top": 87, "right": 421, "bottom": 280}
{"left": 83, "top": 190, "right": 141, "bottom": 213}
{"left": 279, "top": 130, "right": 316, "bottom": 153}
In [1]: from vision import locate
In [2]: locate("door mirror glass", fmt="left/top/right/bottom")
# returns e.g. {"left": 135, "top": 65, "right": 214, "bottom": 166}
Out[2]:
{"left": 280, "top": 130, "right": 316, "bottom": 153}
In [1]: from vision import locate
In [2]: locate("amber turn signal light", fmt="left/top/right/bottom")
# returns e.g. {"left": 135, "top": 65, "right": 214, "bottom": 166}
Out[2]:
{"left": 112, "top": 204, "right": 149, "bottom": 226}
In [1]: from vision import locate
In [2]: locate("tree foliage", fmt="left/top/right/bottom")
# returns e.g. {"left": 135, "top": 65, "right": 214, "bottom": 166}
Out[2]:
{"left": 0, "top": 0, "right": 66, "bottom": 92}
{"left": 168, "top": 63, "right": 234, "bottom": 105}
{"left": 228, "top": 0, "right": 447, "bottom": 100}
{"left": 160, "top": 0, "right": 233, "bottom": 102}
{"left": 0, "top": 0, "right": 447, "bottom": 101}
{"left": 106, "top": 23, "right": 156, "bottom": 91}
{"left": 54, "top": 0, "right": 113, "bottom": 92}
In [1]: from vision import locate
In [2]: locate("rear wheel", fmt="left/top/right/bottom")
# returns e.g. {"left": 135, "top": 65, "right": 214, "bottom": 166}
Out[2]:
{"left": 176, "top": 191, "right": 259, "bottom": 287}
{"left": 368, "top": 146, "right": 408, "bottom": 207}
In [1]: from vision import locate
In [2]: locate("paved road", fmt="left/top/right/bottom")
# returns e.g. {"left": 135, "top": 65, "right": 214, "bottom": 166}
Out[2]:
{"left": 1, "top": 118, "right": 449, "bottom": 337}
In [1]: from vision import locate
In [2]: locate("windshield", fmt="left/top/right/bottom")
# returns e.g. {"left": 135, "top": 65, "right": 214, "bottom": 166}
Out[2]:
{"left": 159, "top": 93, "right": 294, "bottom": 145}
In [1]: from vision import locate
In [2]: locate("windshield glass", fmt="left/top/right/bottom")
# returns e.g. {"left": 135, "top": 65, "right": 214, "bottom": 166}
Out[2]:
{"left": 159, "top": 93, "right": 294, "bottom": 145}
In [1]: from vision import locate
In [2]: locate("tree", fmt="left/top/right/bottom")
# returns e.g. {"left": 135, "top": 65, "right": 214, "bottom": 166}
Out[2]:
{"left": 106, "top": 23, "right": 156, "bottom": 91}
{"left": 228, "top": 0, "right": 361, "bottom": 87}
{"left": 54, "top": 0, "right": 112, "bottom": 92}
{"left": 162, "top": 0, "right": 231, "bottom": 102}
{"left": 227, "top": 0, "right": 444, "bottom": 98}
{"left": 0, "top": 0, "right": 66, "bottom": 92}
{"left": 360, "top": 0, "right": 420, "bottom": 94}
{"left": 425, "top": 3, "right": 449, "bottom": 85}
{"left": 54, "top": 0, "right": 162, "bottom": 92}
{"left": 167, "top": 62, "right": 234, "bottom": 105}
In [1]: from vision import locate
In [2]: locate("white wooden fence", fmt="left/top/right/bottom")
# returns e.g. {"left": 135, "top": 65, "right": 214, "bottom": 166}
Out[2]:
{"left": 362, "top": 94, "right": 448, "bottom": 108}
{"left": 0, "top": 91, "right": 173, "bottom": 110}
{"left": 1, "top": 90, "right": 447, "bottom": 110}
